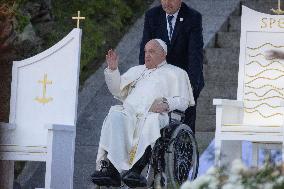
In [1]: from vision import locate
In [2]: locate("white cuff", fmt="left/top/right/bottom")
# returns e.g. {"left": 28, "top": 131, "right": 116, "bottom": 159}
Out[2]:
{"left": 104, "top": 67, "right": 119, "bottom": 74}
{"left": 165, "top": 97, "right": 189, "bottom": 112}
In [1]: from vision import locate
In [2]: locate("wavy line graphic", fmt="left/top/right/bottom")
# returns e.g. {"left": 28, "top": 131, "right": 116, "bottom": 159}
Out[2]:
{"left": 245, "top": 89, "right": 284, "bottom": 97}
{"left": 244, "top": 96, "right": 284, "bottom": 101}
{"left": 248, "top": 53, "right": 277, "bottom": 60}
{"left": 247, "top": 43, "right": 284, "bottom": 50}
{"left": 246, "top": 68, "right": 284, "bottom": 78}
{"left": 246, "top": 60, "right": 284, "bottom": 68}
{"left": 245, "top": 84, "right": 284, "bottom": 91}
{"left": 244, "top": 109, "right": 283, "bottom": 118}
{"left": 245, "top": 75, "right": 284, "bottom": 85}
{"left": 244, "top": 103, "right": 281, "bottom": 109}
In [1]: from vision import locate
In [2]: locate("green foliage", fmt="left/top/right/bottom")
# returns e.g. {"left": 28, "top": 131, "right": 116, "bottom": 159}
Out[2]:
{"left": 46, "top": 0, "right": 153, "bottom": 84}
{"left": 14, "top": 10, "right": 30, "bottom": 32}
{"left": 0, "top": 0, "right": 30, "bottom": 33}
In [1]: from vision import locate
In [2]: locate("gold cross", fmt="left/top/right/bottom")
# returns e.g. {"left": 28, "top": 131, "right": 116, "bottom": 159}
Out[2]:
{"left": 271, "top": 0, "right": 284, "bottom": 15}
{"left": 35, "top": 74, "right": 53, "bottom": 104}
{"left": 72, "top": 11, "right": 85, "bottom": 28}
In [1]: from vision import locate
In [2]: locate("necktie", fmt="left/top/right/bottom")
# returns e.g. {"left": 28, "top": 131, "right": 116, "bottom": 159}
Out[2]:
{"left": 167, "top": 15, "right": 174, "bottom": 40}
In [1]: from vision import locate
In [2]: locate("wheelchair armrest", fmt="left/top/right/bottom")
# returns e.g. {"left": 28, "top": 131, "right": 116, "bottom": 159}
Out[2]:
{"left": 169, "top": 110, "right": 185, "bottom": 122}
{"left": 213, "top": 99, "right": 243, "bottom": 108}
{"left": 172, "top": 110, "right": 185, "bottom": 116}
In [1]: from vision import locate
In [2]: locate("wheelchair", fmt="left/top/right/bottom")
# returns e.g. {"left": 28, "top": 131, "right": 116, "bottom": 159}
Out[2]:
{"left": 142, "top": 110, "right": 199, "bottom": 189}
{"left": 94, "top": 110, "right": 199, "bottom": 189}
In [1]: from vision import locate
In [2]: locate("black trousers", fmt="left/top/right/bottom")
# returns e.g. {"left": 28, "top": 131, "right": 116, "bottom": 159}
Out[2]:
{"left": 131, "top": 146, "right": 152, "bottom": 173}
{"left": 184, "top": 104, "right": 197, "bottom": 134}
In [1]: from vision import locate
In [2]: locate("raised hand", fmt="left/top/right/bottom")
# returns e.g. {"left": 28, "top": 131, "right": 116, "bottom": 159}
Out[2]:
{"left": 106, "top": 49, "right": 119, "bottom": 70}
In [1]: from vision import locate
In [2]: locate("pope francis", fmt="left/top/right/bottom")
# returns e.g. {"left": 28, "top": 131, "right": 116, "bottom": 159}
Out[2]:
{"left": 91, "top": 39, "right": 195, "bottom": 187}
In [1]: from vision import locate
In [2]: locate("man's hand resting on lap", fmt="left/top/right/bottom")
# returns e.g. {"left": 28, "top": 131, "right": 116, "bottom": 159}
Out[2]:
{"left": 149, "top": 98, "right": 169, "bottom": 113}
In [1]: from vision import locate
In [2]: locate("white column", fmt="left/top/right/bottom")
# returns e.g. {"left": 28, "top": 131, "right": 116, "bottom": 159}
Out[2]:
{"left": 221, "top": 141, "right": 242, "bottom": 167}
{"left": 45, "top": 124, "right": 76, "bottom": 189}
{"left": 252, "top": 143, "right": 259, "bottom": 167}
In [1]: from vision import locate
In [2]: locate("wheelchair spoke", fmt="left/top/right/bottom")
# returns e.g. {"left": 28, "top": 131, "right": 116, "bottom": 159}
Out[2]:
{"left": 164, "top": 124, "right": 199, "bottom": 188}
{"left": 174, "top": 129, "right": 194, "bottom": 183}
{"left": 143, "top": 123, "right": 199, "bottom": 189}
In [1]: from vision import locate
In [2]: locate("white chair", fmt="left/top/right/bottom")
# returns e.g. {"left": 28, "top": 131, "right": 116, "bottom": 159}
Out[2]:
{"left": 0, "top": 28, "right": 81, "bottom": 189}
{"left": 213, "top": 6, "right": 284, "bottom": 167}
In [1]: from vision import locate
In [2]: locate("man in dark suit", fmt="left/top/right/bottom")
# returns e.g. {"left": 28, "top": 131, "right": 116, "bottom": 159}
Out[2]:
{"left": 139, "top": 0, "right": 204, "bottom": 134}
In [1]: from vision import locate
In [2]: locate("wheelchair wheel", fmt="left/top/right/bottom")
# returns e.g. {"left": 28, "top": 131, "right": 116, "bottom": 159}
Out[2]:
{"left": 164, "top": 124, "right": 199, "bottom": 188}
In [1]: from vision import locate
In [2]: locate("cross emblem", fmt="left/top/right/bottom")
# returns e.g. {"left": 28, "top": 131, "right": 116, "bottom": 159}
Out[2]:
{"left": 72, "top": 11, "right": 85, "bottom": 28}
{"left": 271, "top": 0, "right": 284, "bottom": 15}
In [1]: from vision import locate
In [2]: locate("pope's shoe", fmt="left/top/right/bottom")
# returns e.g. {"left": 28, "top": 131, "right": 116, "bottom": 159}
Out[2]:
{"left": 122, "top": 171, "right": 147, "bottom": 188}
{"left": 122, "top": 147, "right": 151, "bottom": 188}
{"left": 91, "top": 160, "right": 121, "bottom": 187}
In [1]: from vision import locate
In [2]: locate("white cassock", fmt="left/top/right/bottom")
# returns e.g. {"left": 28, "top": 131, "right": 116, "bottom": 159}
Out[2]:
{"left": 96, "top": 61, "right": 195, "bottom": 172}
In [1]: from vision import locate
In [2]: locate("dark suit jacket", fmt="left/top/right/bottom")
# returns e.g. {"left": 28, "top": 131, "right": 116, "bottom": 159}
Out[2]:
{"left": 139, "top": 2, "right": 204, "bottom": 99}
